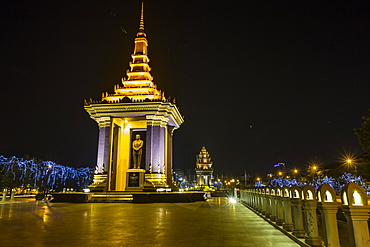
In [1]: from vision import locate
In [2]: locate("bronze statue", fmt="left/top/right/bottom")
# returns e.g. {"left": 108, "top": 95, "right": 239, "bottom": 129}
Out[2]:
{"left": 132, "top": 134, "right": 143, "bottom": 169}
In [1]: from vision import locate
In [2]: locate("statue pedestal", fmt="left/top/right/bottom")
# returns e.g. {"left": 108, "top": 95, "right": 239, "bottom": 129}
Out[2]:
{"left": 145, "top": 173, "right": 167, "bottom": 187}
{"left": 88, "top": 174, "right": 107, "bottom": 192}
{"left": 126, "top": 169, "right": 146, "bottom": 191}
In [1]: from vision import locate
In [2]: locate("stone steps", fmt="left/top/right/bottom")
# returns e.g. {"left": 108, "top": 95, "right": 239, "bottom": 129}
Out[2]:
{"left": 89, "top": 193, "right": 133, "bottom": 203}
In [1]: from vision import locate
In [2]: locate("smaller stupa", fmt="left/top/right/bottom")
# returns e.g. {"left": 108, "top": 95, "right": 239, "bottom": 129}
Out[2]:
{"left": 195, "top": 146, "right": 213, "bottom": 187}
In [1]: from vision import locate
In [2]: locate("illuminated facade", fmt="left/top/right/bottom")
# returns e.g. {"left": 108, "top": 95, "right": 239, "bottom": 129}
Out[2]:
{"left": 85, "top": 4, "right": 183, "bottom": 191}
{"left": 195, "top": 146, "right": 213, "bottom": 187}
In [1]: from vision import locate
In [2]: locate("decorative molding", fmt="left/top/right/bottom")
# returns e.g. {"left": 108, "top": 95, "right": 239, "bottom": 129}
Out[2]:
{"left": 96, "top": 117, "right": 111, "bottom": 127}
{"left": 85, "top": 102, "right": 184, "bottom": 128}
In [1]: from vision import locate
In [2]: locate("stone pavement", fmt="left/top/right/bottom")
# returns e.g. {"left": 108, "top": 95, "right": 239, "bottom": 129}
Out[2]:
{"left": 0, "top": 197, "right": 301, "bottom": 247}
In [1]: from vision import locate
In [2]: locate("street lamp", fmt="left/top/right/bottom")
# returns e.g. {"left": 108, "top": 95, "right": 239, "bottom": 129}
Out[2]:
{"left": 291, "top": 169, "right": 299, "bottom": 179}
{"left": 347, "top": 159, "right": 357, "bottom": 176}
{"left": 309, "top": 165, "right": 319, "bottom": 180}
{"left": 347, "top": 159, "right": 351, "bottom": 173}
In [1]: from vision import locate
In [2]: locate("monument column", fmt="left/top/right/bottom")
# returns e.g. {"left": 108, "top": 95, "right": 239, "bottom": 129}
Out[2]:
{"left": 108, "top": 123, "right": 120, "bottom": 191}
{"left": 146, "top": 124, "right": 165, "bottom": 173}
{"left": 96, "top": 119, "right": 111, "bottom": 173}
{"left": 166, "top": 126, "right": 176, "bottom": 189}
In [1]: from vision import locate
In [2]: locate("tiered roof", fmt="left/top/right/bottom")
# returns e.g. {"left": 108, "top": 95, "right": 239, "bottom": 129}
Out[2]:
{"left": 102, "top": 3, "right": 164, "bottom": 103}
{"left": 196, "top": 146, "right": 213, "bottom": 170}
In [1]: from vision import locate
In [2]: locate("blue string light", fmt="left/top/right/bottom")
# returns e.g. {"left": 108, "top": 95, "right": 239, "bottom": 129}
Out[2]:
{"left": 0, "top": 156, "right": 94, "bottom": 191}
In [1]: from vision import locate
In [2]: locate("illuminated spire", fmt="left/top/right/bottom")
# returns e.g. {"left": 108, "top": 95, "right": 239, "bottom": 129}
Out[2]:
{"left": 139, "top": 2, "right": 144, "bottom": 31}
{"left": 136, "top": 2, "right": 146, "bottom": 38}
{"left": 102, "top": 3, "right": 164, "bottom": 103}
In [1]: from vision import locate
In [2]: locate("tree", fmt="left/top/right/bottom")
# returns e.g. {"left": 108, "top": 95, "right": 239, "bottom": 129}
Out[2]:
{"left": 355, "top": 110, "right": 370, "bottom": 153}
{"left": 355, "top": 110, "right": 370, "bottom": 179}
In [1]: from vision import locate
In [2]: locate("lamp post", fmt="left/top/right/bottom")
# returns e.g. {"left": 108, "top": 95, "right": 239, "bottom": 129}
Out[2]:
{"left": 347, "top": 159, "right": 351, "bottom": 173}
{"left": 293, "top": 169, "right": 298, "bottom": 178}
{"left": 310, "top": 165, "right": 318, "bottom": 180}
{"left": 244, "top": 170, "right": 247, "bottom": 188}
{"left": 256, "top": 177, "right": 261, "bottom": 183}
{"left": 347, "top": 159, "right": 357, "bottom": 177}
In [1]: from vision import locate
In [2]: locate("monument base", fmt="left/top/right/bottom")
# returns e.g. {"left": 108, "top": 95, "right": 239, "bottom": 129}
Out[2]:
{"left": 51, "top": 193, "right": 92, "bottom": 203}
{"left": 144, "top": 173, "right": 167, "bottom": 190}
{"left": 126, "top": 169, "right": 146, "bottom": 191}
{"left": 88, "top": 174, "right": 107, "bottom": 192}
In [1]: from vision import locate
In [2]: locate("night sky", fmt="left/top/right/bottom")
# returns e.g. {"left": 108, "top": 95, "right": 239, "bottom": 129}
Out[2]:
{"left": 1, "top": 1, "right": 370, "bottom": 176}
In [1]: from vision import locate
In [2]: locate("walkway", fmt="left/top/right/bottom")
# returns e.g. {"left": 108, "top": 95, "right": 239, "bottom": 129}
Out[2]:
{"left": 0, "top": 197, "right": 300, "bottom": 247}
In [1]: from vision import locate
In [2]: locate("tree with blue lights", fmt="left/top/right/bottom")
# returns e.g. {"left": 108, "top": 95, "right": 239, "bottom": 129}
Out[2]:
{"left": 0, "top": 156, "right": 94, "bottom": 193}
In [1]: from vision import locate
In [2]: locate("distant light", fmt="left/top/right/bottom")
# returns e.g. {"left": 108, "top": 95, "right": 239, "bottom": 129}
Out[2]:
{"left": 229, "top": 198, "right": 237, "bottom": 204}
{"left": 274, "top": 163, "right": 285, "bottom": 168}
{"left": 156, "top": 188, "right": 171, "bottom": 192}
{"left": 83, "top": 188, "right": 90, "bottom": 193}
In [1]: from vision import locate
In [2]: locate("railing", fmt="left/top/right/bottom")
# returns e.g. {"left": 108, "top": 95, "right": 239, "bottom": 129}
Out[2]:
{"left": 240, "top": 182, "right": 370, "bottom": 247}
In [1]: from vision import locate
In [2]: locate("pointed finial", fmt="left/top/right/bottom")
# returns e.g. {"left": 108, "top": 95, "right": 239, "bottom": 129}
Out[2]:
{"left": 139, "top": 2, "right": 144, "bottom": 31}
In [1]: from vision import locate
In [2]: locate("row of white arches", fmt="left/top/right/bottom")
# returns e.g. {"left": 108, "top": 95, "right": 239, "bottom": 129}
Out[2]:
{"left": 240, "top": 182, "right": 370, "bottom": 247}
{"left": 264, "top": 183, "right": 367, "bottom": 206}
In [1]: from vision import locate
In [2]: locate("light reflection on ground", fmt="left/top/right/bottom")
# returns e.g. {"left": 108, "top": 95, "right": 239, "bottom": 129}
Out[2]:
{"left": 0, "top": 197, "right": 299, "bottom": 246}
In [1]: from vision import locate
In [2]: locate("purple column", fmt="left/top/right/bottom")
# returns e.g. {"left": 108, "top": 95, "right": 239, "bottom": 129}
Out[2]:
{"left": 96, "top": 126, "right": 110, "bottom": 173}
{"left": 146, "top": 125, "right": 165, "bottom": 173}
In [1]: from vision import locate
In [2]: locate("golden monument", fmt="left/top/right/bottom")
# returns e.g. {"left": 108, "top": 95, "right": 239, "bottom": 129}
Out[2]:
{"left": 195, "top": 146, "right": 214, "bottom": 187}
{"left": 85, "top": 3, "right": 183, "bottom": 191}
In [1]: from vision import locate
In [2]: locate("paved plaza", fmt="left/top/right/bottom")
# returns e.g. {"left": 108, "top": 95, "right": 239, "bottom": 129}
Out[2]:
{"left": 0, "top": 197, "right": 301, "bottom": 247}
